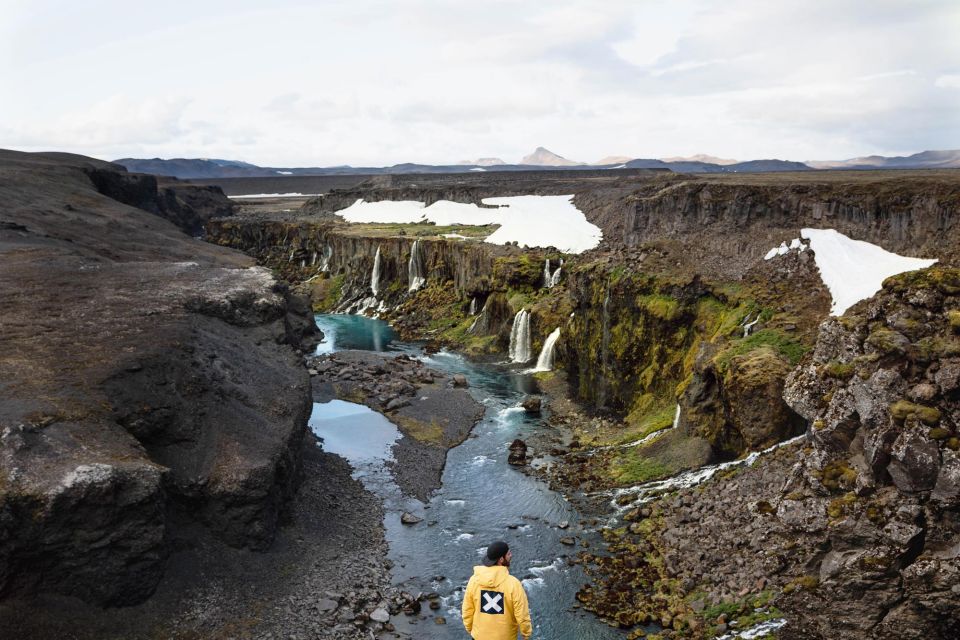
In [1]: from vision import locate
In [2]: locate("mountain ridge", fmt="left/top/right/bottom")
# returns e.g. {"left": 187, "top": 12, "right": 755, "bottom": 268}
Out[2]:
{"left": 114, "top": 149, "right": 960, "bottom": 180}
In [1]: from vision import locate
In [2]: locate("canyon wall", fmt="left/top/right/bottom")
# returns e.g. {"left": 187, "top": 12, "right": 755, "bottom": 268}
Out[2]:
{"left": 0, "top": 151, "right": 317, "bottom": 606}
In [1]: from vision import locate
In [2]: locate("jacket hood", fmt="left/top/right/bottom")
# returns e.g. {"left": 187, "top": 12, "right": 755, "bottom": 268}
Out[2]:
{"left": 471, "top": 564, "right": 509, "bottom": 589}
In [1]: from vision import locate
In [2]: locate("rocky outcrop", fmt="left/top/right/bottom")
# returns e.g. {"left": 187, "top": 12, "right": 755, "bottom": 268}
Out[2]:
{"left": 578, "top": 267, "right": 960, "bottom": 639}
{"left": 617, "top": 174, "right": 960, "bottom": 278}
{"left": 0, "top": 150, "right": 316, "bottom": 606}
{"left": 85, "top": 163, "right": 233, "bottom": 235}
{"left": 206, "top": 217, "right": 500, "bottom": 301}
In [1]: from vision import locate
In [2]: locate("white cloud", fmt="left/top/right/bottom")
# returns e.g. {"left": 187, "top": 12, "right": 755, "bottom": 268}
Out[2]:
{"left": 1, "top": 0, "right": 958, "bottom": 165}
{"left": 935, "top": 74, "right": 960, "bottom": 89}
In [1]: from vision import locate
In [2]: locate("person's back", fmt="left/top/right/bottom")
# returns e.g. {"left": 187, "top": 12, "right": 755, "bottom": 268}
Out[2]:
{"left": 462, "top": 541, "right": 532, "bottom": 640}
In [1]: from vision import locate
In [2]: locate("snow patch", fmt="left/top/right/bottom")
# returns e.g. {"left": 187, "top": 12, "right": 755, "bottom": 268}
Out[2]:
{"left": 229, "top": 192, "right": 323, "bottom": 199}
{"left": 336, "top": 195, "right": 602, "bottom": 254}
{"left": 801, "top": 228, "right": 937, "bottom": 315}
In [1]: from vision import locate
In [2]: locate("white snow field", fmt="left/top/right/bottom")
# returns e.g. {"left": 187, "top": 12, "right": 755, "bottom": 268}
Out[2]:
{"left": 228, "top": 192, "right": 323, "bottom": 198}
{"left": 799, "top": 228, "right": 937, "bottom": 315}
{"left": 335, "top": 195, "right": 603, "bottom": 254}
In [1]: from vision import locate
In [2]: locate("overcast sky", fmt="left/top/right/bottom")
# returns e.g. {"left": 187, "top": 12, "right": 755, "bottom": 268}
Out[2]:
{"left": 2, "top": 0, "right": 958, "bottom": 166}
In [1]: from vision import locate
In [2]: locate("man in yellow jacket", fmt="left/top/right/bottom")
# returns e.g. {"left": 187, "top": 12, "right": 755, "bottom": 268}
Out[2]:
{"left": 462, "top": 541, "right": 533, "bottom": 640}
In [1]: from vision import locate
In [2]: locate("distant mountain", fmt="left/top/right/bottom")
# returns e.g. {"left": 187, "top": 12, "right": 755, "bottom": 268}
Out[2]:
{"left": 593, "top": 155, "right": 633, "bottom": 166}
{"left": 457, "top": 157, "right": 506, "bottom": 166}
{"left": 114, "top": 157, "right": 267, "bottom": 179}
{"left": 726, "top": 159, "right": 811, "bottom": 172}
{"left": 807, "top": 149, "right": 960, "bottom": 170}
{"left": 114, "top": 149, "right": 959, "bottom": 180}
{"left": 519, "top": 147, "right": 581, "bottom": 166}
{"left": 661, "top": 154, "right": 739, "bottom": 166}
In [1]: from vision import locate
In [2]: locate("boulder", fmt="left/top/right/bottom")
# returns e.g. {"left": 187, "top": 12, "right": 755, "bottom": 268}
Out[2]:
{"left": 401, "top": 512, "right": 423, "bottom": 525}
{"left": 521, "top": 396, "right": 542, "bottom": 414}
{"left": 507, "top": 439, "right": 528, "bottom": 465}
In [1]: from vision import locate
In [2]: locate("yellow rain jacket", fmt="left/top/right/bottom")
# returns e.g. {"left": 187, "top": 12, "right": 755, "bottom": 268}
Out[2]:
{"left": 462, "top": 565, "right": 532, "bottom": 640}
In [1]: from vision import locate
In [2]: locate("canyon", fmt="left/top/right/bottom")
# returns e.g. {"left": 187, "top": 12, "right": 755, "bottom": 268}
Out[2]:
{"left": 1, "top": 151, "right": 959, "bottom": 639}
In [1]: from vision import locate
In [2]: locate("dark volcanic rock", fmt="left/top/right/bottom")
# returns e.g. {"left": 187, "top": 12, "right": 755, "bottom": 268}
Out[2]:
{"left": 521, "top": 396, "right": 542, "bottom": 414}
{"left": 0, "top": 150, "right": 316, "bottom": 606}
{"left": 508, "top": 439, "right": 528, "bottom": 465}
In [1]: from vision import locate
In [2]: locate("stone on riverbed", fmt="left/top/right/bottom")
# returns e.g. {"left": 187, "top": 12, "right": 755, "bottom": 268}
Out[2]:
{"left": 522, "top": 396, "right": 542, "bottom": 414}
{"left": 401, "top": 512, "right": 423, "bottom": 525}
{"left": 508, "top": 439, "right": 528, "bottom": 465}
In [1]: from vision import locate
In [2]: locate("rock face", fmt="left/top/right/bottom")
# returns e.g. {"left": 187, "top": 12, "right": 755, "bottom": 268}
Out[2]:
{"left": 617, "top": 174, "right": 959, "bottom": 278}
{"left": 84, "top": 160, "right": 234, "bottom": 235}
{"left": 579, "top": 267, "right": 960, "bottom": 639}
{"left": 0, "top": 150, "right": 318, "bottom": 606}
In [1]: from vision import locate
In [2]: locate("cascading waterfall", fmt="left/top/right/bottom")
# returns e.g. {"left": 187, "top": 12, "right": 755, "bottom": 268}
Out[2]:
{"left": 508, "top": 309, "right": 532, "bottom": 363}
{"left": 543, "top": 258, "right": 564, "bottom": 288}
{"left": 469, "top": 297, "right": 477, "bottom": 315}
{"left": 370, "top": 246, "right": 382, "bottom": 296}
{"left": 742, "top": 313, "right": 760, "bottom": 337}
{"left": 550, "top": 259, "right": 563, "bottom": 287}
{"left": 318, "top": 245, "right": 333, "bottom": 272}
{"left": 468, "top": 299, "right": 487, "bottom": 333}
{"left": 531, "top": 328, "right": 561, "bottom": 371}
{"left": 408, "top": 239, "right": 426, "bottom": 292}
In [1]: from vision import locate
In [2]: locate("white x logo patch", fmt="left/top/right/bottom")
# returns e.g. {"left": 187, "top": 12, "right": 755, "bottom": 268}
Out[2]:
{"left": 481, "top": 590, "right": 504, "bottom": 614}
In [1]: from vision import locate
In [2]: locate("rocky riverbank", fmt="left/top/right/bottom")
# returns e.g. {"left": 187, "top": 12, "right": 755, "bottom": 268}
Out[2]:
{"left": 308, "top": 350, "right": 485, "bottom": 501}
{"left": 0, "top": 150, "right": 414, "bottom": 638}
{"left": 0, "top": 437, "right": 397, "bottom": 639}
{"left": 554, "top": 268, "right": 960, "bottom": 640}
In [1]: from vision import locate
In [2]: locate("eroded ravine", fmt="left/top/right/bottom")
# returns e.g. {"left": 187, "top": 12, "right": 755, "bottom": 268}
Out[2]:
{"left": 309, "top": 314, "right": 627, "bottom": 639}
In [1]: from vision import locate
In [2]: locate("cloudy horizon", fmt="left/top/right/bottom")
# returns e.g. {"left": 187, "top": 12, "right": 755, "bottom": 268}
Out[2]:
{"left": 2, "top": 0, "right": 958, "bottom": 167}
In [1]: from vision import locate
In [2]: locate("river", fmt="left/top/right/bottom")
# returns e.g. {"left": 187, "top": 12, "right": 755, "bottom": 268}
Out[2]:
{"left": 308, "top": 314, "right": 626, "bottom": 639}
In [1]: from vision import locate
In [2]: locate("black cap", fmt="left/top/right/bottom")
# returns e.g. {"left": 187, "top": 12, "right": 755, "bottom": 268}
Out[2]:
{"left": 482, "top": 541, "right": 509, "bottom": 566}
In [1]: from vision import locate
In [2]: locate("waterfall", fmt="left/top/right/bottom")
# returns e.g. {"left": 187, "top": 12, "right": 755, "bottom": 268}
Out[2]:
{"left": 469, "top": 297, "right": 477, "bottom": 315}
{"left": 550, "top": 259, "right": 563, "bottom": 287}
{"left": 508, "top": 309, "right": 532, "bottom": 363}
{"left": 743, "top": 313, "right": 760, "bottom": 338}
{"left": 468, "top": 299, "right": 487, "bottom": 333}
{"left": 543, "top": 258, "right": 564, "bottom": 288}
{"left": 408, "top": 239, "right": 426, "bottom": 292}
{"left": 672, "top": 403, "right": 681, "bottom": 429}
{"left": 318, "top": 245, "right": 332, "bottom": 272}
{"left": 370, "top": 246, "right": 382, "bottom": 296}
{"left": 531, "top": 328, "right": 561, "bottom": 371}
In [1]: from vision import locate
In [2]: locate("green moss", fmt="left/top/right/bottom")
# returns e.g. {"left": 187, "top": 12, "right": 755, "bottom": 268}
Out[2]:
{"left": 883, "top": 266, "right": 960, "bottom": 296}
{"left": 622, "top": 403, "right": 677, "bottom": 443}
{"left": 341, "top": 222, "right": 498, "bottom": 238}
{"left": 865, "top": 327, "right": 907, "bottom": 354}
{"left": 928, "top": 427, "right": 952, "bottom": 441}
{"left": 636, "top": 294, "right": 680, "bottom": 321}
{"left": 823, "top": 360, "right": 855, "bottom": 380}
{"left": 315, "top": 274, "right": 345, "bottom": 311}
{"left": 783, "top": 575, "right": 819, "bottom": 593}
{"left": 391, "top": 414, "right": 447, "bottom": 444}
{"left": 714, "top": 329, "right": 808, "bottom": 371}
{"left": 890, "top": 400, "right": 941, "bottom": 425}
{"left": 818, "top": 459, "right": 858, "bottom": 491}
{"left": 948, "top": 310, "right": 960, "bottom": 332}
{"left": 609, "top": 453, "right": 670, "bottom": 485}
{"left": 827, "top": 492, "right": 858, "bottom": 519}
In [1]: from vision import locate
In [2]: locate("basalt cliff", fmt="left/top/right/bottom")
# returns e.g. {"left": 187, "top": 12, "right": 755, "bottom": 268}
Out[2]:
{"left": 0, "top": 151, "right": 318, "bottom": 607}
